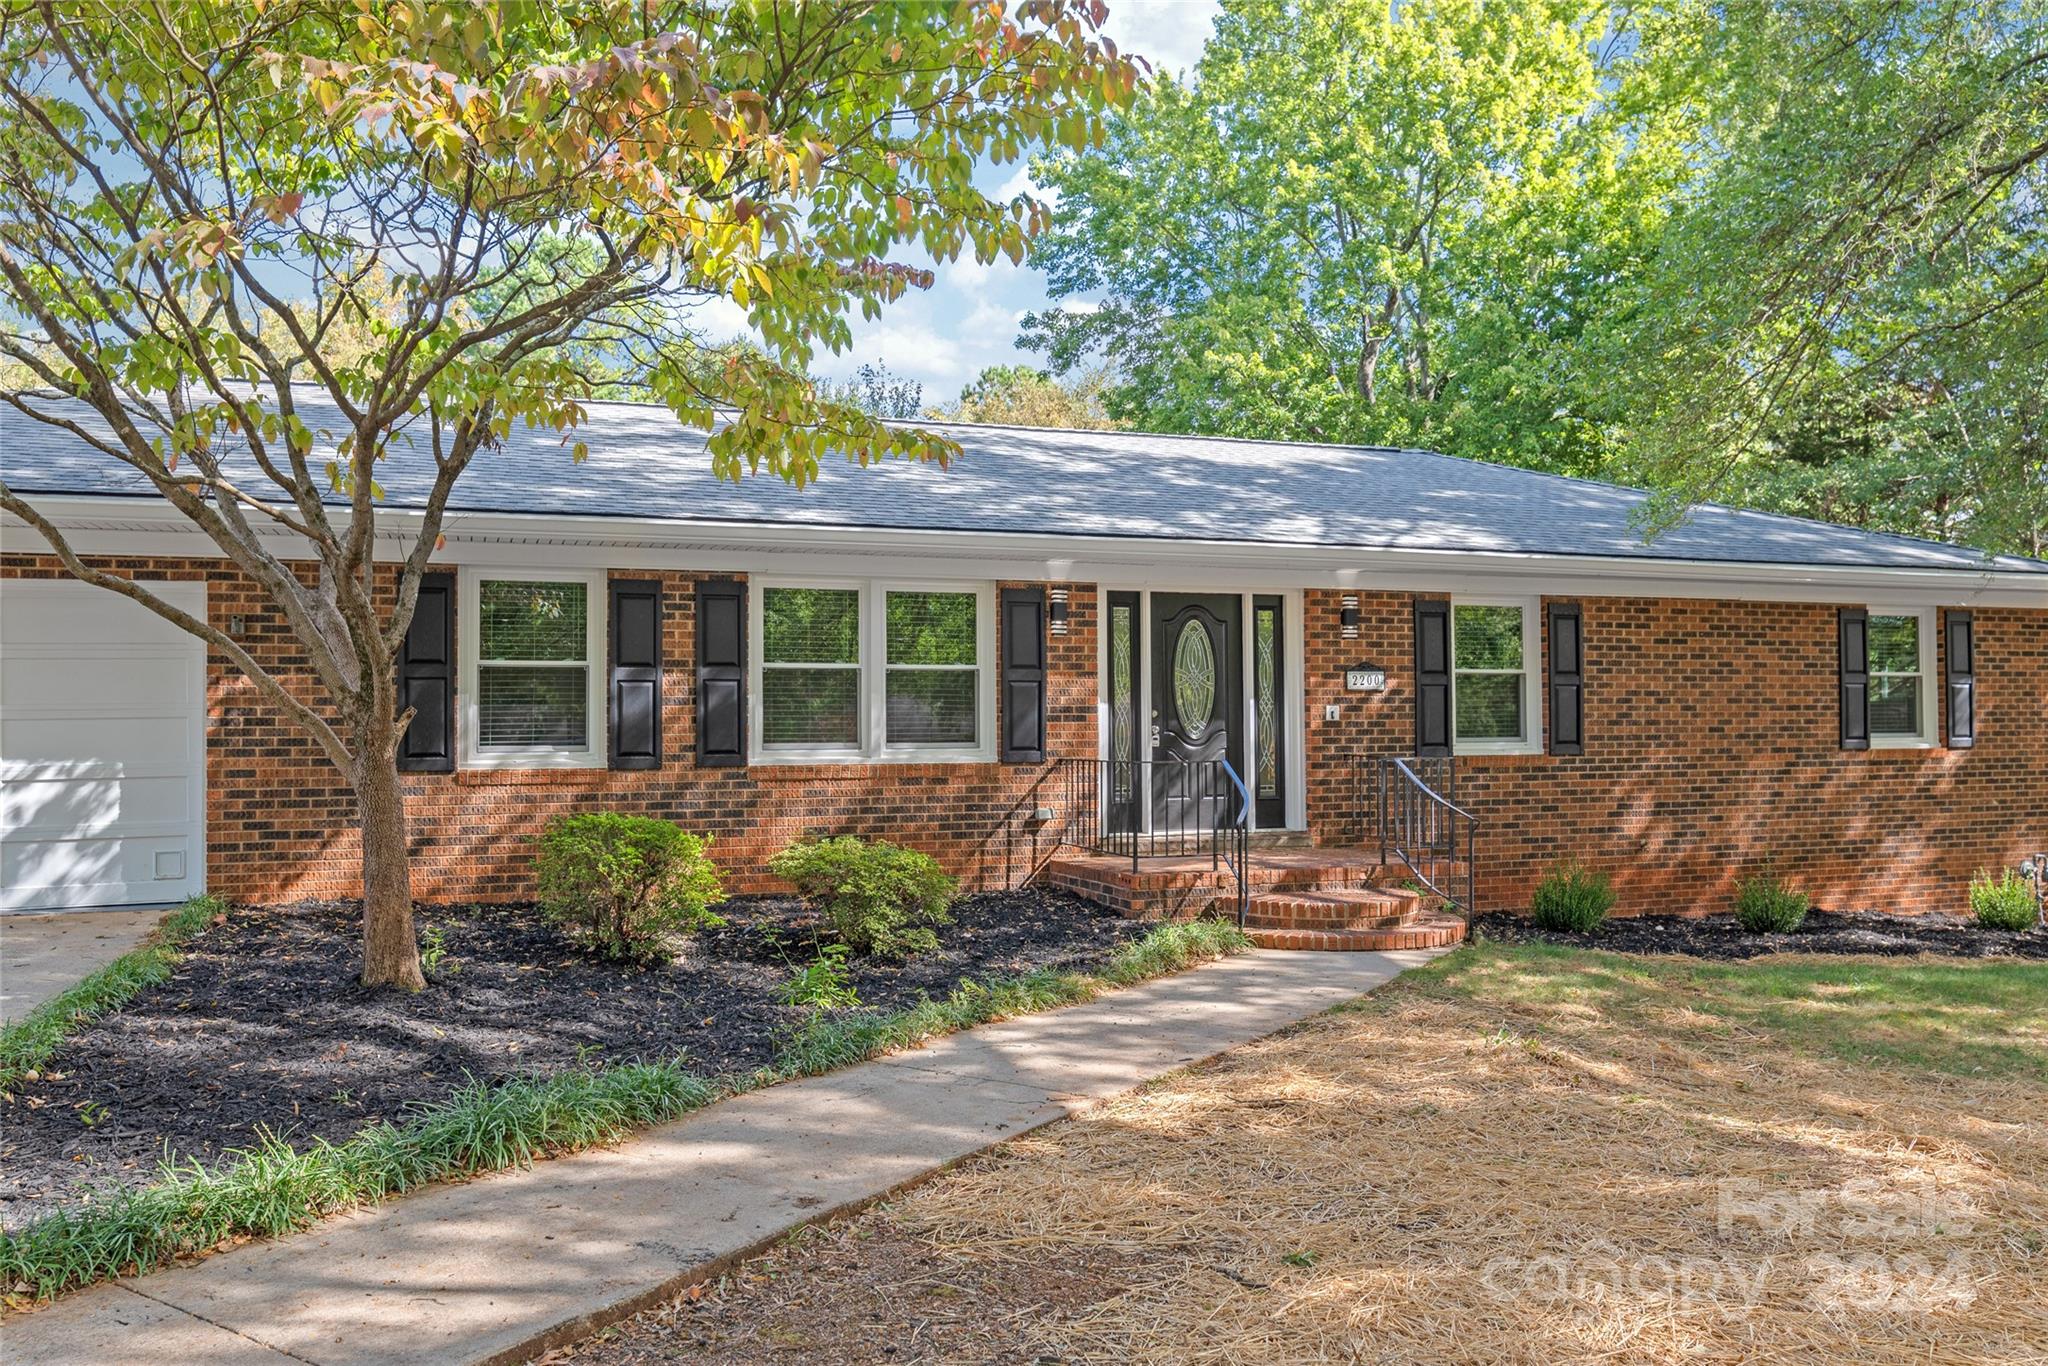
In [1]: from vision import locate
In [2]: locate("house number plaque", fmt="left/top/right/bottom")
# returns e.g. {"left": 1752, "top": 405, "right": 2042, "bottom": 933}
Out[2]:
{"left": 1344, "top": 666, "right": 1387, "bottom": 692}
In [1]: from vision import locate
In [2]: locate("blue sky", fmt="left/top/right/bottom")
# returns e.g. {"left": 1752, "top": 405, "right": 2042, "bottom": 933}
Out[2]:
{"left": 694, "top": 0, "right": 1222, "bottom": 407}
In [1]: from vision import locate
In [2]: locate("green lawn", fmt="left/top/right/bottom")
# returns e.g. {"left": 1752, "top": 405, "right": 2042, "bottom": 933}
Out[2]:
{"left": 1407, "top": 941, "right": 2048, "bottom": 1082}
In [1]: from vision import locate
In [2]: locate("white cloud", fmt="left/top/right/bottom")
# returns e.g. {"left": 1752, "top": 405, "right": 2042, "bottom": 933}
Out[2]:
{"left": 962, "top": 296, "right": 1017, "bottom": 334}
{"left": 948, "top": 252, "right": 994, "bottom": 289}
{"left": 839, "top": 320, "right": 980, "bottom": 387}
{"left": 816, "top": 292, "right": 1033, "bottom": 397}
{"left": 1103, "top": 0, "right": 1220, "bottom": 78}
{"left": 943, "top": 246, "right": 1033, "bottom": 293}
{"left": 683, "top": 293, "right": 756, "bottom": 344}
{"left": 992, "top": 164, "right": 1060, "bottom": 213}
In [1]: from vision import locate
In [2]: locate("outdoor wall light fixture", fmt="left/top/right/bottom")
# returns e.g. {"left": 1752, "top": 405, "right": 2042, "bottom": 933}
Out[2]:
{"left": 1049, "top": 587, "right": 1069, "bottom": 635}
{"left": 1340, "top": 595, "right": 1360, "bottom": 639}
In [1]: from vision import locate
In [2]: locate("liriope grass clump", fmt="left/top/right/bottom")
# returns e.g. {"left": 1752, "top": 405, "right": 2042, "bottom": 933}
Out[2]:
{"left": 1735, "top": 872, "right": 1811, "bottom": 933}
{"left": 0, "top": 917, "right": 1249, "bottom": 1305}
{"left": 1530, "top": 861, "right": 1615, "bottom": 933}
{"left": 0, "top": 1061, "right": 721, "bottom": 1303}
{"left": 0, "top": 894, "right": 225, "bottom": 1091}
{"left": 770, "top": 918, "right": 1250, "bottom": 1079}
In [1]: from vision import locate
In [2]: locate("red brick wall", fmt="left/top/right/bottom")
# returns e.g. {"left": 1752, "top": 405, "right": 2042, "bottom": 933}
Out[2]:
{"left": 8, "top": 555, "right": 2041, "bottom": 916}
{"left": 1303, "top": 588, "right": 2048, "bottom": 917}
{"left": 2, "top": 555, "right": 1098, "bottom": 903}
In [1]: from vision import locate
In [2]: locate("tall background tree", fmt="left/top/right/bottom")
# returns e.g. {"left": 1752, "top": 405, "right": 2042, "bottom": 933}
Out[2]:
{"left": 0, "top": 0, "right": 1137, "bottom": 988}
{"left": 1021, "top": 0, "right": 2045, "bottom": 555}
{"left": 1021, "top": 0, "right": 1686, "bottom": 473}
{"left": 936, "top": 362, "right": 1119, "bottom": 427}
{"left": 1602, "top": 0, "right": 2047, "bottom": 555}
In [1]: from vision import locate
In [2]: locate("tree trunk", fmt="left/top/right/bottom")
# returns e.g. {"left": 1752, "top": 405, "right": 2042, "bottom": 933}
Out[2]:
{"left": 355, "top": 750, "right": 426, "bottom": 991}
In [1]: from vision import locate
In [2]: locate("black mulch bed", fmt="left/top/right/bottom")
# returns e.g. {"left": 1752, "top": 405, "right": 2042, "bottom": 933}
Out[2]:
{"left": 0, "top": 889, "right": 1142, "bottom": 1230}
{"left": 1470, "top": 908, "right": 2048, "bottom": 961}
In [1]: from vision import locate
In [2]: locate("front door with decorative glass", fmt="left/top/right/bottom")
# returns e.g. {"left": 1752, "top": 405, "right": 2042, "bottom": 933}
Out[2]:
{"left": 1151, "top": 593, "right": 1240, "bottom": 831}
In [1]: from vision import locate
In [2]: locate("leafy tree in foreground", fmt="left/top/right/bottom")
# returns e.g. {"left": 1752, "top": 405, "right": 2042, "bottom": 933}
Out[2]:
{"left": 1021, "top": 0, "right": 1683, "bottom": 472}
{"left": 1604, "top": 0, "right": 2047, "bottom": 555}
{"left": 938, "top": 362, "right": 1120, "bottom": 428}
{"left": 0, "top": 0, "right": 1136, "bottom": 988}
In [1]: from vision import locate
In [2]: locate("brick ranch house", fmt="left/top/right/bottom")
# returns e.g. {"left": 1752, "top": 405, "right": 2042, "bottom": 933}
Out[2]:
{"left": 4, "top": 393, "right": 2045, "bottom": 946}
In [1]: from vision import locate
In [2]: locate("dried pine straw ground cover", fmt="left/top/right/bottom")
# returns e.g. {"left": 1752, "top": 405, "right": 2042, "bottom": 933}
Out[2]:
{"left": 555, "top": 944, "right": 2048, "bottom": 1365}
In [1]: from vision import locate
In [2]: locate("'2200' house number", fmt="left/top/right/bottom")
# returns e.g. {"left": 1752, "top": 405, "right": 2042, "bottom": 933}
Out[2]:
{"left": 1344, "top": 668, "right": 1387, "bottom": 692}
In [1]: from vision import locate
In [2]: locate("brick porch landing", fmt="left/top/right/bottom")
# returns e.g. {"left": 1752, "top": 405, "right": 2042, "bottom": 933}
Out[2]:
{"left": 1042, "top": 848, "right": 1469, "bottom": 951}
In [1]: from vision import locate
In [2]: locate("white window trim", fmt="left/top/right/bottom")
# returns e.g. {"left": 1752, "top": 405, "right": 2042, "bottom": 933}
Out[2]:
{"left": 749, "top": 578, "right": 996, "bottom": 764}
{"left": 459, "top": 567, "right": 608, "bottom": 770}
{"left": 1867, "top": 604, "right": 1937, "bottom": 749}
{"left": 1450, "top": 596, "right": 1542, "bottom": 756}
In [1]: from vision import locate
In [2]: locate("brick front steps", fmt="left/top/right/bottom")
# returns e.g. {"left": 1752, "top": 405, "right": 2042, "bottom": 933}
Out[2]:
{"left": 1236, "top": 913, "right": 1466, "bottom": 958}
{"left": 1241, "top": 885, "right": 1468, "bottom": 951}
{"left": 1043, "top": 848, "right": 1396, "bottom": 919}
{"left": 1043, "top": 848, "right": 1471, "bottom": 951}
{"left": 1244, "top": 887, "right": 1419, "bottom": 931}
{"left": 1241, "top": 913, "right": 1469, "bottom": 952}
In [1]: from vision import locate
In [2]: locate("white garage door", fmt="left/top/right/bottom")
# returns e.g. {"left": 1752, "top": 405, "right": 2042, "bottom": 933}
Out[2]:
{"left": 2, "top": 580, "right": 207, "bottom": 911}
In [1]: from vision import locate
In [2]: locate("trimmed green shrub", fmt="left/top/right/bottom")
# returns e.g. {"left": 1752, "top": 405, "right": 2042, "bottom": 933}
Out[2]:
{"left": 1971, "top": 869, "right": 2040, "bottom": 931}
{"left": 534, "top": 813, "right": 724, "bottom": 961}
{"left": 1735, "top": 872, "right": 1811, "bottom": 933}
{"left": 768, "top": 835, "right": 956, "bottom": 956}
{"left": 1530, "top": 861, "right": 1615, "bottom": 933}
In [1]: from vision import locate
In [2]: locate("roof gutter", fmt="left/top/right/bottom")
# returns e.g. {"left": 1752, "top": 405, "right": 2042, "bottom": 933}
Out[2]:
{"left": 8, "top": 494, "right": 2047, "bottom": 608}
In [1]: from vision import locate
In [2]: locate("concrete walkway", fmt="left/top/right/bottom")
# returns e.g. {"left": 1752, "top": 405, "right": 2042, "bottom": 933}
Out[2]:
{"left": 1, "top": 946, "right": 1442, "bottom": 1366}
{"left": 1, "top": 908, "right": 168, "bottom": 1023}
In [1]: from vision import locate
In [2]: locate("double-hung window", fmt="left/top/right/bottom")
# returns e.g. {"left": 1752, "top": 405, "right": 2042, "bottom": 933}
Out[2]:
{"left": 1867, "top": 607, "right": 1934, "bottom": 745}
{"left": 1451, "top": 599, "right": 1540, "bottom": 754}
{"left": 754, "top": 580, "right": 993, "bottom": 761}
{"left": 461, "top": 569, "right": 607, "bottom": 768}
{"left": 884, "top": 590, "right": 980, "bottom": 747}
{"left": 760, "top": 586, "right": 864, "bottom": 749}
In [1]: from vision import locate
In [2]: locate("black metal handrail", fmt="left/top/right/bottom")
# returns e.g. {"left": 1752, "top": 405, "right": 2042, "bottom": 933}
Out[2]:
{"left": 1374, "top": 755, "right": 1478, "bottom": 915}
{"left": 1060, "top": 756, "right": 1252, "bottom": 925}
{"left": 1217, "top": 757, "right": 1251, "bottom": 927}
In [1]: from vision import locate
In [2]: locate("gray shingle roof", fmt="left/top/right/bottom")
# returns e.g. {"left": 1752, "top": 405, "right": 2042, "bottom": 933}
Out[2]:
{"left": 6, "top": 390, "right": 2044, "bottom": 574}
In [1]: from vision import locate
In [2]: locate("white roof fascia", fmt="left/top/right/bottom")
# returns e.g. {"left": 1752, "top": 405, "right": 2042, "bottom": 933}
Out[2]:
{"left": 7, "top": 495, "right": 2047, "bottom": 609}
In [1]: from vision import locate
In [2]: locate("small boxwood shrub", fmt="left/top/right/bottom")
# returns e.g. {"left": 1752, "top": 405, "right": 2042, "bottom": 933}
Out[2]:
{"left": 534, "top": 813, "right": 724, "bottom": 961}
{"left": 1971, "top": 868, "right": 2040, "bottom": 931}
{"left": 1530, "top": 861, "right": 1614, "bottom": 933}
{"left": 769, "top": 835, "right": 956, "bottom": 956}
{"left": 1735, "top": 872, "right": 1810, "bottom": 933}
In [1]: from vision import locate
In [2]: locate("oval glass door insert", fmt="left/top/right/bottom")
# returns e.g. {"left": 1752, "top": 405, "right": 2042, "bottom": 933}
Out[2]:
{"left": 1173, "top": 619, "right": 1216, "bottom": 739}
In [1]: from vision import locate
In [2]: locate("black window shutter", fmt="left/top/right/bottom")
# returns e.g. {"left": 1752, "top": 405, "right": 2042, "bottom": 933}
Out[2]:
{"left": 1414, "top": 598, "right": 1451, "bottom": 757}
{"left": 609, "top": 579, "right": 662, "bottom": 770}
{"left": 1839, "top": 607, "right": 1870, "bottom": 750}
{"left": 695, "top": 579, "right": 746, "bottom": 767}
{"left": 1944, "top": 609, "right": 1975, "bottom": 749}
{"left": 396, "top": 571, "right": 455, "bottom": 773}
{"left": 1547, "top": 601, "right": 1584, "bottom": 756}
{"left": 1000, "top": 586, "right": 1047, "bottom": 763}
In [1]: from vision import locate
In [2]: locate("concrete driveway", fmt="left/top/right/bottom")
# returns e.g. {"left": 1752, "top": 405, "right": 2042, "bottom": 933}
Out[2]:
{"left": 1, "top": 907, "right": 167, "bottom": 1023}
